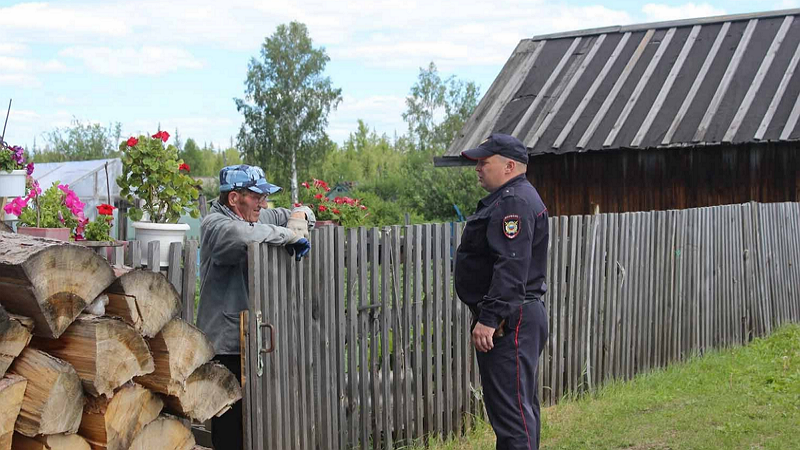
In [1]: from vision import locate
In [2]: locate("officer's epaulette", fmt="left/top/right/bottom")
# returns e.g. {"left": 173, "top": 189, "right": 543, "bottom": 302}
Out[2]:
{"left": 501, "top": 187, "right": 515, "bottom": 198}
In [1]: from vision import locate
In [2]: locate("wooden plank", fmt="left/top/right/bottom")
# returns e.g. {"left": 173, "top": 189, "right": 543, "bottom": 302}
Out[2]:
{"left": 578, "top": 30, "right": 655, "bottom": 149}
{"left": 604, "top": 28, "right": 676, "bottom": 147}
{"left": 267, "top": 246, "right": 286, "bottom": 449}
{"left": 181, "top": 241, "right": 198, "bottom": 324}
{"left": 526, "top": 35, "right": 607, "bottom": 148}
{"left": 674, "top": 210, "right": 687, "bottom": 361}
{"left": 453, "top": 223, "right": 465, "bottom": 436}
{"left": 566, "top": 215, "right": 579, "bottom": 393}
{"left": 167, "top": 242, "right": 183, "bottom": 295}
{"left": 626, "top": 213, "right": 639, "bottom": 377}
{"left": 412, "top": 226, "right": 424, "bottom": 442}
{"left": 554, "top": 33, "right": 632, "bottom": 149}
{"left": 346, "top": 228, "right": 359, "bottom": 449}
{"left": 614, "top": 213, "right": 627, "bottom": 378}
{"left": 642, "top": 211, "right": 655, "bottom": 371}
{"left": 652, "top": 212, "right": 665, "bottom": 367}
{"left": 512, "top": 37, "right": 583, "bottom": 137}
{"left": 400, "top": 226, "right": 413, "bottom": 444}
{"left": 128, "top": 239, "right": 142, "bottom": 268}
{"left": 389, "top": 227, "right": 405, "bottom": 446}
{"left": 574, "top": 216, "right": 587, "bottom": 390}
{"left": 693, "top": 19, "right": 758, "bottom": 142}
{"left": 241, "top": 310, "right": 253, "bottom": 450}
{"left": 369, "top": 228, "right": 381, "bottom": 449}
{"left": 309, "top": 232, "right": 323, "bottom": 450}
{"left": 380, "top": 228, "right": 393, "bottom": 450}
{"left": 724, "top": 16, "right": 794, "bottom": 142}
{"left": 581, "top": 215, "right": 596, "bottom": 390}
{"left": 543, "top": 216, "right": 555, "bottom": 403}
{"left": 246, "top": 242, "right": 263, "bottom": 450}
{"left": 147, "top": 241, "right": 160, "bottom": 272}
{"left": 665, "top": 211, "right": 676, "bottom": 362}
{"left": 663, "top": 22, "right": 731, "bottom": 144}
{"left": 442, "top": 223, "right": 454, "bottom": 438}
{"left": 358, "top": 227, "right": 370, "bottom": 450}
{"left": 335, "top": 227, "right": 348, "bottom": 450}
{"left": 277, "top": 243, "right": 295, "bottom": 448}
{"left": 633, "top": 212, "right": 647, "bottom": 373}
{"left": 294, "top": 243, "right": 310, "bottom": 450}
{"left": 789, "top": 204, "right": 800, "bottom": 322}
{"left": 555, "top": 217, "right": 567, "bottom": 397}
{"left": 432, "top": 224, "right": 444, "bottom": 435}
{"left": 632, "top": 25, "right": 701, "bottom": 147}
{"left": 756, "top": 36, "right": 800, "bottom": 139}
{"left": 422, "top": 224, "right": 434, "bottom": 435}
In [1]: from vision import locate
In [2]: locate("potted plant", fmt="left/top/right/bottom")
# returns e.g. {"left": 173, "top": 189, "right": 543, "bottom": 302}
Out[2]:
{"left": 0, "top": 142, "right": 33, "bottom": 197}
{"left": 295, "top": 179, "right": 369, "bottom": 228}
{"left": 4, "top": 177, "right": 88, "bottom": 241}
{"left": 116, "top": 131, "right": 200, "bottom": 266}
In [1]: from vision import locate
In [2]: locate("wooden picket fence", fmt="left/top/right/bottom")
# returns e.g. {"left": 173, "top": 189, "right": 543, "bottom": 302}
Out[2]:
{"left": 241, "top": 201, "right": 800, "bottom": 450}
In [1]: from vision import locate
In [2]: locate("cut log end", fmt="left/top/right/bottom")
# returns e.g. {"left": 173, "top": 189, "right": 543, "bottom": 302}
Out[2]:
{"left": 105, "top": 270, "right": 181, "bottom": 338}
{"left": 0, "top": 375, "right": 27, "bottom": 450}
{"left": 79, "top": 383, "right": 163, "bottom": 450}
{"left": 9, "top": 348, "right": 83, "bottom": 437}
{"left": 12, "top": 432, "right": 91, "bottom": 450}
{"left": 128, "top": 416, "right": 195, "bottom": 450}
{"left": 163, "top": 362, "right": 242, "bottom": 423}
{"left": 0, "top": 313, "right": 33, "bottom": 377}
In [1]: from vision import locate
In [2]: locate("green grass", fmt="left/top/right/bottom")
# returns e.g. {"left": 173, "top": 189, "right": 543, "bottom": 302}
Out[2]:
{"left": 408, "top": 324, "right": 800, "bottom": 450}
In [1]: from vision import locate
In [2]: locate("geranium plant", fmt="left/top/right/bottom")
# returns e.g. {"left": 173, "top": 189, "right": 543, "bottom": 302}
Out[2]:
{"left": 83, "top": 203, "right": 116, "bottom": 241}
{"left": 116, "top": 131, "right": 200, "bottom": 223}
{"left": 296, "top": 179, "right": 368, "bottom": 228}
{"left": 3, "top": 178, "right": 88, "bottom": 238}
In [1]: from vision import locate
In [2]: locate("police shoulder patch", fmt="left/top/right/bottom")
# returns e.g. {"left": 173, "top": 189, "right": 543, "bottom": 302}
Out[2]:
{"left": 503, "top": 214, "right": 520, "bottom": 239}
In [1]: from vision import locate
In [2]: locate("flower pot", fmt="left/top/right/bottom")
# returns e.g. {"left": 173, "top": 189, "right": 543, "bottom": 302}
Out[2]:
{"left": 16, "top": 226, "right": 71, "bottom": 241}
{"left": 0, "top": 170, "right": 27, "bottom": 197}
{"left": 132, "top": 222, "right": 190, "bottom": 267}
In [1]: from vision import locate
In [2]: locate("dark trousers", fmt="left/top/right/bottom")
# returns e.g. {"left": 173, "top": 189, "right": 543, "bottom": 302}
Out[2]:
{"left": 476, "top": 300, "right": 548, "bottom": 450}
{"left": 212, "top": 354, "right": 243, "bottom": 450}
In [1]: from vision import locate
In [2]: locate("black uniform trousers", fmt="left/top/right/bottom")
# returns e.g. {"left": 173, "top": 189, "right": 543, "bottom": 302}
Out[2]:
{"left": 212, "top": 354, "right": 243, "bottom": 450}
{"left": 476, "top": 300, "right": 548, "bottom": 450}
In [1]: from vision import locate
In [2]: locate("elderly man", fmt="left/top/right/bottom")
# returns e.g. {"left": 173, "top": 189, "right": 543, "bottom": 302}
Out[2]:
{"left": 454, "top": 134, "right": 549, "bottom": 450}
{"left": 197, "top": 164, "right": 314, "bottom": 450}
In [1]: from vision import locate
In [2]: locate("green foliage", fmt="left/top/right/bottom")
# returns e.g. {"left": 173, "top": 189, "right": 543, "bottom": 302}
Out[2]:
{"left": 235, "top": 21, "right": 342, "bottom": 202}
{"left": 116, "top": 133, "right": 200, "bottom": 223}
{"left": 34, "top": 119, "right": 121, "bottom": 162}
{"left": 179, "top": 138, "right": 204, "bottom": 175}
{"left": 84, "top": 215, "right": 113, "bottom": 241}
{"left": 0, "top": 142, "right": 27, "bottom": 173}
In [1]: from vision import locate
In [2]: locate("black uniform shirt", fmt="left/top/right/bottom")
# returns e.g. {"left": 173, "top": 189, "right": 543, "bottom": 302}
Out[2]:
{"left": 454, "top": 174, "right": 549, "bottom": 329}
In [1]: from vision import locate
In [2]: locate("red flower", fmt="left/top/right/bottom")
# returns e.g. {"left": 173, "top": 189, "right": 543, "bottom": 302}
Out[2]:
{"left": 152, "top": 131, "right": 170, "bottom": 142}
{"left": 293, "top": 202, "right": 303, "bottom": 207}
{"left": 179, "top": 163, "right": 190, "bottom": 172}
{"left": 314, "top": 193, "right": 324, "bottom": 200}
{"left": 301, "top": 182, "right": 310, "bottom": 189}
{"left": 333, "top": 197, "right": 344, "bottom": 204}
{"left": 97, "top": 203, "right": 116, "bottom": 216}
{"left": 360, "top": 205, "right": 367, "bottom": 210}
{"left": 318, "top": 205, "right": 327, "bottom": 212}
{"left": 126, "top": 137, "right": 138, "bottom": 147}
{"left": 332, "top": 208, "right": 340, "bottom": 214}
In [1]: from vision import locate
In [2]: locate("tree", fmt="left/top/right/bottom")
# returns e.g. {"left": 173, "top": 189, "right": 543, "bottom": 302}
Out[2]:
{"left": 235, "top": 21, "right": 342, "bottom": 203}
{"left": 179, "top": 138, "right": 203, "bottom": 175}
{"left": 34, "top": 119, "right": 122, "bottom": 162}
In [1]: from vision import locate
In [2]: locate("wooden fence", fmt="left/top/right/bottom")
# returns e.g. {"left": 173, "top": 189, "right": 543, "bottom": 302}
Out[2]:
{"left": 242, "top": 201, "right": 800, "bottom": 450}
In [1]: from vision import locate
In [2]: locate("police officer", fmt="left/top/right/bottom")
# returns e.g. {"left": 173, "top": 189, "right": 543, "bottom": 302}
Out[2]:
{"left": 197, "top": 164, "right": 314, "bottom": 450}
{"left": 455, "top": 134, "right": 549, "bottom": 450}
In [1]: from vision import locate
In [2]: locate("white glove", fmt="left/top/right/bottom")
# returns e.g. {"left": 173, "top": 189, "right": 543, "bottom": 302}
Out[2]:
{"left": 286, "top": 217, "right": 309, "bottom": 240}
{"left": 292, "top": 206, "right": 316, "bottom": 229}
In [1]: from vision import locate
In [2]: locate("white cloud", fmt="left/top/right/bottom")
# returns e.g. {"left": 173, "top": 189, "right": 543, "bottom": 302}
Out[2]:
{"left": 59, "top": 46, "right": 204, "bottom": 76}
{"left": 0, "top": 43, "right": 27, "bottom": 55}
{"left": 0, "top": 73, "right": 40, "bottom": 88}
{"left": 641, "top": 3, "right": 727, "bottom": 22}
{"left": 0, "top": 2, "right": 129, "bottom": 38}
{"left": 328, "top": 94, "right": 407, "bottom": 143}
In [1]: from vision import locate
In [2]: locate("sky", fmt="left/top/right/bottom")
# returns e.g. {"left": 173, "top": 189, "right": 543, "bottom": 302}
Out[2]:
{"left": 0, "top": 0, "right": 795, "bottom": 152}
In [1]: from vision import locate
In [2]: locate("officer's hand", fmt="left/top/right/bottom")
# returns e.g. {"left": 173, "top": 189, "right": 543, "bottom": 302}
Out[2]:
{"left": 472, "top": 322, "right": 496, "bottom": 352}
{"left": 286, "top": 238, "right": 311, "bottom": 261}
{"left": 286, "top": 217, "right": 310, "bottom": 239}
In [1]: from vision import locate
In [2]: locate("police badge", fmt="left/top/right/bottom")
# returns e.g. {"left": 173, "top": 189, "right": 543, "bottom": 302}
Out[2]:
{"left": 503, "top": 214, "right": 520, "bottom": 239}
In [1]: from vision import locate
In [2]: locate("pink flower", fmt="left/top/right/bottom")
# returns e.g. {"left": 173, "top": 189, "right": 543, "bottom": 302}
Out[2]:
{"left": 26, "top": 162, "right": 34, "bottom": 176}
{"left": 301, "top": 182, "right": 310, "bottom": 189}
{"left": 126, "top": 137, "right": 139, "bottom": 147}
{"left": 3, "top": 197, "right": 28, "bottom": 216}
{"left": 359, "top": 205, "right": 367, "bottom": 210}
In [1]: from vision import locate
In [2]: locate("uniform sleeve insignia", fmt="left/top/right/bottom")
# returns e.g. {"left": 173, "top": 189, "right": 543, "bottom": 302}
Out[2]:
{"left": 503, "top": 214, "right": 520, "bottom": 239}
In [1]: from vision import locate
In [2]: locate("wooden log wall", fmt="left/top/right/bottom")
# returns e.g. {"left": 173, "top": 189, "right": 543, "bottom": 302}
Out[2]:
{"left": 244, "top": 201, "right": 800, "bottom": 450}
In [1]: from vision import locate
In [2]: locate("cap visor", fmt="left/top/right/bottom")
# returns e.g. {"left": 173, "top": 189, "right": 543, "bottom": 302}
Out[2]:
{"left": 249, "top": 181, "right": 282, "bottom": 195}
{"left": 461, "top": 147, "right": 494, "bottom": 160}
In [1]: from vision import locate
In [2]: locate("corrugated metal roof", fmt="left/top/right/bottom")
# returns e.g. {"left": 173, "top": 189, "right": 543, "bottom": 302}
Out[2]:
{"left": 442, "top": 8, "right": 800, "bottom": 163}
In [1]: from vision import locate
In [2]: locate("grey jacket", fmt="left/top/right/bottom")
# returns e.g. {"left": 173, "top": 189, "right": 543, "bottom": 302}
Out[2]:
{"left": 196, "top": 201, "right": 314, "bottom": 355}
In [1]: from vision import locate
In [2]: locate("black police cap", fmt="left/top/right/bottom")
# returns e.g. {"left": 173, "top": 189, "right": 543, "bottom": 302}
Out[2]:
{"left": 460, "top": 134, "right": 529, "bottom": 164}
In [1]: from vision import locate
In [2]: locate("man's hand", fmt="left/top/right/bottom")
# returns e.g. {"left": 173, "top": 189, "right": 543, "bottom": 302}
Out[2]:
{"left": 286, "top": 238, "right": 311, "bottom": 261}
{"left": 472, "top": 322, "right": 496, "bottom": 352}
{"left": 287, "top": 214, "right": 309, "bottom": 239}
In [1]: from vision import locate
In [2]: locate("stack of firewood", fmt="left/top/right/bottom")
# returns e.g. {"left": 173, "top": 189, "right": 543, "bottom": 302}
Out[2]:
{"left": 0, "top": 232, "right": 240, "bottom": 450}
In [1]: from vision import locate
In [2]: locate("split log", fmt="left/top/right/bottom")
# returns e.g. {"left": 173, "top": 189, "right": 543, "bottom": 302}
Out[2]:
{"left": 8, "top": 348, "right": 83, "bottom": 437}
{"left": 104, "top": 269, "right": 181, "bottom": 338}
{"left": 135, "top": 318, "right": 214, "bottom": 396}
{"left": 79, "top": 383, "right": 163, "bottom": 450}
{"left": 31, "top": 316, "right": 154, "bottom": 397}
{"left": 128, "top": 416, "right": 195, "bottom": 450}
{"left": 0, "top": 375, "right": 26, "bottom": 450}
{"left": 0, "top": 233, "right": 115, "bottom": 338}
{"left": 0, "top": 305, "right": 33, "bottom": 377}
{"left": 12, "top": 432, "right": 90, "bottom": 450}
{"left": 162, "top": 362, "right": 242, "bottom": 423}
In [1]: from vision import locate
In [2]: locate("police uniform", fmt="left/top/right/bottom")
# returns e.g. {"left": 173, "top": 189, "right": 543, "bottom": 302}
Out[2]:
{"left": 455, "top": 134, "right": 549, "bottom": 450}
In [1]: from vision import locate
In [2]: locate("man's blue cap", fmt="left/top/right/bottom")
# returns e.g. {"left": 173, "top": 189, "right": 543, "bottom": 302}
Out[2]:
{"left": 219, "top": 164, "right": 281, "bottom": 195}
{"left": 461, "top": 133, "right": 529, "bottom": 164}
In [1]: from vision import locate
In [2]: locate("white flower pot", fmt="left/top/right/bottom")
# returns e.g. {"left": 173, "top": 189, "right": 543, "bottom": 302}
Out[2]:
{"left": 132, "top": 221, "right": 190, "bottom": 267}
{"left": 0, "top": 170, "right": 27, "bottom": 197}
